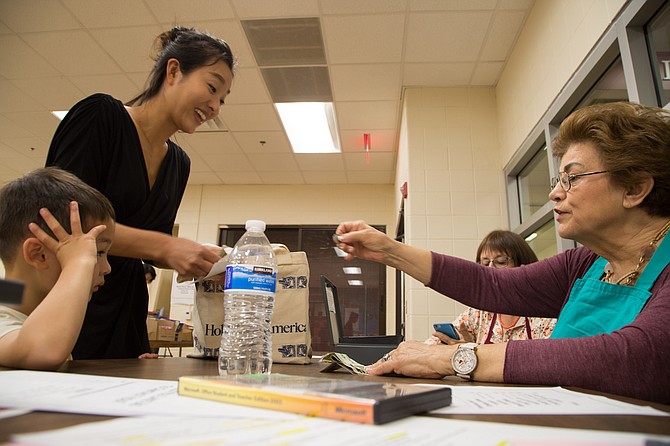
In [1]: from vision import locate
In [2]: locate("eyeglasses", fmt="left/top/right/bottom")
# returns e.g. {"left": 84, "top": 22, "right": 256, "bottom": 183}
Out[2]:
{"left": 550, "top": 170, "right": 609, "bottom": 192}
{"left": 480, "top": 256, "right": 511, "bottom": 268}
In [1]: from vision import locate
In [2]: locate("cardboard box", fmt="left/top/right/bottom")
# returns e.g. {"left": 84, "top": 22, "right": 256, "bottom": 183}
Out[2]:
{"left": 176, "top": 323, "right": 193, "bottom": 343}
{"left": 157, "top": 319, "right": 177, "bottom": 341}
{"left": 146, "top": 317, "right": 158, "bottom": 341}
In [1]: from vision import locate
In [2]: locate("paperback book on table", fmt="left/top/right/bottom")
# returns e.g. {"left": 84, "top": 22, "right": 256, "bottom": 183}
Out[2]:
{"left": 178, "top": 373, "right": 452, "bottom": 424}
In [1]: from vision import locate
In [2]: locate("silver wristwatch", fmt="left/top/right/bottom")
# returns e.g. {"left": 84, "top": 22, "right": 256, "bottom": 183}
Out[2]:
{"left": 451, "top": 342, "right": 479, "bottom": 380}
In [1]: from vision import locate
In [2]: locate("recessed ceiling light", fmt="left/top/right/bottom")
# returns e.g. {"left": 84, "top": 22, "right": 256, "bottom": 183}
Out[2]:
{"left": 348, "top": 280, "right": 363, "bottom": 286}
{"left": 275, "top": 102, "right": 340, "bottom": 153}
{"left": 51, "top": 110, "right": 69, "bottom": 120}
{"left": 342, "top": 267, "right": 361, "bottom": 275}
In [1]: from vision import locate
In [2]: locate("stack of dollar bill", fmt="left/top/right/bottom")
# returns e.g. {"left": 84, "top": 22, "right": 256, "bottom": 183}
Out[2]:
{"left": 320, "top": 352, "right": 368, "bottom": 375}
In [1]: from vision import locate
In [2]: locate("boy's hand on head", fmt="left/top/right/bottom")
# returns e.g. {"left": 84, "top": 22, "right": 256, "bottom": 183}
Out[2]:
{"left": 28, "top": 201, "right": 106, "bottom": 269}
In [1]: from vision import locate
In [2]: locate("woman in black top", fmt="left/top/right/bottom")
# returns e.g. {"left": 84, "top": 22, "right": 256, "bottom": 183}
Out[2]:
{"left": 46, "top": 27, "right": 236, "bottom": 359}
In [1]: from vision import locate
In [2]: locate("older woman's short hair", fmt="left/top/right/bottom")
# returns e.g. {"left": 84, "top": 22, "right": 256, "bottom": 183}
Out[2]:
{"left": 476, "top": 230, "right": 538, "bottom": 266}
{"left": 552, "top": 102, "right": 670, "bottom": 217}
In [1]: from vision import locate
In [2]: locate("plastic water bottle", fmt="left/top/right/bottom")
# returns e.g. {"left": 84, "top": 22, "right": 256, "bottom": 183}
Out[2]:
{"left": 219, "top": 220, "right": 277, "bottom": 375}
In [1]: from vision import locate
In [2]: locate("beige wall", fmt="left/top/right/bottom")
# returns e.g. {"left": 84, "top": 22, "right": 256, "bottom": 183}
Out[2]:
{"left": 496, "top": 0, "right": 626, "bottom": 161}
{"left": 398, "top": 87, "right": 505, "bottom": 340}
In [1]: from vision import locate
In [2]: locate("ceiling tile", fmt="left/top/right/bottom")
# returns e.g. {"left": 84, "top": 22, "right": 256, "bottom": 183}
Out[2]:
{"left": 205, "top": 154, "right": 255, "bottom": 171}
{"left": 188, "top": 172, "right": 226, "bottom": 184}
{"left": 322, "top": 14, "right": 405, "bottom": 64}
{"left": 178, "top": 132, "right": 240, "bottom": 156}
{"left": 232, "top": 0, "right": 320, "bottom": 18}
{"left": 294, "top": 153, "right": 345, "bottom": 171}
{"left": 0, "top": 35, "right": 59, "bottom": 79}
{"left": 190, "top": 20, "right": 256, "bottom": 69}
{"left": 257, "top": 170, "right": 304, "bottom": 184}
{"left": 471, "top": 62, "right": 505, "bottom": 85}
{"left": 0, "top": 81, "right": 44, "bottom": 113}
{"left": 232, "top": 131, "right": 291, "bottom": 153}
{"left": 225, "top": 68, "right": 270, "bottom": 105}
{"left": 302, "top": 170, "right": 348, "bottom": 184}
{"left": 220, "top": 104, "right": 282, "bottom": 132}
{"left": 3, "top": 137, "right": 50, "bottom": 159}
{"left": 0, "top": 0, "right": 79, "bottom": 33}
{"left": 403, "top": 62, "right": 475, "bottom": 86}
{"left": 90, "top": 26, "right": 163, "bottom": 72}
{"left": 330, "top": 64, "right": 402, "bottom": 102}
{"left": 335, "top": 101, "right": 399, "bottom": 130}
{"left": 409, "top": 0, "right": 497, "bottom": 11}
{"left": 479, "top": 11, "right": 527, "bottom": 60}
{"left": 405, "top": 12, "right": 492, "bottom": 62}
{"left": 219, "top": 170, "right": 263, "bottom": 184}
{"left": 2, "top": 111, "right": 59, "bottom": 140}
{"left": 321, "top": 0, "right": 408, "bottom": 15}
{"left": 11, "top": 77, "right": 84, "bottom": 110}
{"left": 22, "top": 30, "right": 121, "bottom": 76}
{"left": 247, "top": 153, "right": 300, "bottom": 171}
{"left": 343, "top": 152, "right": 396, "bottom": 171}
{"left": 346, "top": 170, "right": 393, "bottom": 183}
{"left": 144, "top": 0, "right": 235, "bottom": 23}
{"left": 62, "top": 0, "right": 157, "bottom": 27}
{"left": 0, "top": 114, "right": 35, "bottom": 139}
{"left": 69, "top": 74, "right": 139, "bottom": 100}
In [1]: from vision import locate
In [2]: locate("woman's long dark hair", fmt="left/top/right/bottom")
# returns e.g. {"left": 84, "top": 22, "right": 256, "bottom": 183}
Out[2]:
{"left": 126, "top": 26, "right": 236, "bottom": 106}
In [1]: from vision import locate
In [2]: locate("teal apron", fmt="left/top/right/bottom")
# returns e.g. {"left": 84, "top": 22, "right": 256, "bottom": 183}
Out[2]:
{"left": 551, "top": 235, "right": 670, "bottom": 339}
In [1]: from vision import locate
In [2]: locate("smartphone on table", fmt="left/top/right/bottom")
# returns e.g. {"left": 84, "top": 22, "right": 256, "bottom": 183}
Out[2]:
{"left": 433, "top": 322, "right": 460, "bottom": 340}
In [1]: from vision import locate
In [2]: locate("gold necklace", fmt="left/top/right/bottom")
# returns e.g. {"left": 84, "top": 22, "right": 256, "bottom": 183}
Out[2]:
{"left": 603, "top": 220, "right": 670, "bottom": 286}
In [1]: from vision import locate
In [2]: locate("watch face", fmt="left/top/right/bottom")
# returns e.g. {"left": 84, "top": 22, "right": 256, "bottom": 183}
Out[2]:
{"left": 452, "top": 347, "right": 477, "bottom": 374}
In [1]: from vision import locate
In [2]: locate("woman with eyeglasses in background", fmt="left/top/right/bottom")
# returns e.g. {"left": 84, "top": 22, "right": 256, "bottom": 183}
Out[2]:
{"left": 427, "top": 230, "right": 556, "bottom": 345}
{"left": 335, "top": 102, "right": 670, "bottom": 404}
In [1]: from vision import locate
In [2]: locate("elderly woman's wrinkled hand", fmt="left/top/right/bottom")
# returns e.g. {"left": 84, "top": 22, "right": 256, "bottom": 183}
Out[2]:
{"left": 365, "top": 340, "right": 456, "bottom": 379}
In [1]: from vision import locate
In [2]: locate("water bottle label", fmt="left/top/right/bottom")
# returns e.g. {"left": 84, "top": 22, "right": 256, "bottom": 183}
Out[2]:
{"left": 224, "top": 264, "right": 277, "bottom": 295}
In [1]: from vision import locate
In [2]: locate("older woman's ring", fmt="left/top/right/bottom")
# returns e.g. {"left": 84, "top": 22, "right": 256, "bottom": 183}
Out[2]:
{"left": 382, "top": 352, "right": 392, "bottom": 362}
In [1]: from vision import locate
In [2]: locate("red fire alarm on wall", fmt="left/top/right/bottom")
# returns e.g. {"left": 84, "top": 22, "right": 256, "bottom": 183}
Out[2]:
{"left": 400, "top": 182, "right": 408, "bottom": 199}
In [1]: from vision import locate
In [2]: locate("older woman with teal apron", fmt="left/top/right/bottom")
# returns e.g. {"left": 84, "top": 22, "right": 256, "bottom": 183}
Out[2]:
{"left": 552, "top": 223, "right": 670, "bottom": 338}
{"left": 343, "top": 103, "right": 670, "bottom": 405}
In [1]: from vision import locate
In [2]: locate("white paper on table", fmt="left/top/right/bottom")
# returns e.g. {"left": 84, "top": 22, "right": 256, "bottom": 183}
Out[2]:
{"left": 0, "top": 370, "right": 298, "bottom": 420}
{"left": 428, "top": 385, "right": 669, "bottom": 416}
{"left": 13, "top": 413, "right": 670, "bottom": 446}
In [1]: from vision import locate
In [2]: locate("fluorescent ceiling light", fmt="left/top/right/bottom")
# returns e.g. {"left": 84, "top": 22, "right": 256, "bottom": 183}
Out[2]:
{"left": 348, "top": 280, "right": 363, "bottom": 286}
{"left": 51, "top": 110, "right": 69, "bottom": 120}
{"left": 525, "top": 233, "right": 538, "bottom": 242}
{"left": 342, "top": 267, "right": 361, "bottom": 275}
{"left": 275, "top": 102, "right": 340, "bottom": 153}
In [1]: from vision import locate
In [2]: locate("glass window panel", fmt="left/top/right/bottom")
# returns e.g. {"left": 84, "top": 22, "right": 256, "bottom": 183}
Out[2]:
{"left": 517, "top": 146, "right": 549, "bottom": 222}
{"left": 525, "top": 220, "right": 558, "bottom": 260}
{"left": 219, "top": 225, "right": 387, "bottom": 353}
{"left": 575, "top": 57, "right": 628, "bottom": 108}
{"left": 646, "top": 2, "right": 670, "bottom": 108}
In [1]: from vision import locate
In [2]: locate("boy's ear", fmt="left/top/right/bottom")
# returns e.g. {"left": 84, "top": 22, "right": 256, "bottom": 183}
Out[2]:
{"left": 623, "top": 177, "right": 654, "bottom": 209}
{"left": 22, "top": 238, "right": 50, "bottom": 270}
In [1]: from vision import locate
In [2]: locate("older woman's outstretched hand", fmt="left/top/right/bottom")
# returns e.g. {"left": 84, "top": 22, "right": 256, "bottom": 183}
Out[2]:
{"left": 334, "top": 220, "right": 396, "bottom": 264}
{"left": 365, "top": 340, "right": 455, "bottom": 379}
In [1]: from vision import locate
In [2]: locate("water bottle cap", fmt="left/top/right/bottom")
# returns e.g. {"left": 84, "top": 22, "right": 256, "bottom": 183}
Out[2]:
{"left": 245, "top": 220, "right": 266, "bottom": 232}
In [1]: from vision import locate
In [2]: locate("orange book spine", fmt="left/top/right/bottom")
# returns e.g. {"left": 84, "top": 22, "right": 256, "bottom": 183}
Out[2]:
{"left": 178, "top": 377, "right": 376, "bottom": 424}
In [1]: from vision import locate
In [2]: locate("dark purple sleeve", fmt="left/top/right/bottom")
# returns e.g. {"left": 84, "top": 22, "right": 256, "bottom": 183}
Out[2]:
{"left": 428, "top": 248, "right": 597, "bottom": 318}
{"left": 428, "top": 248, "right": 670, "bottom": 404}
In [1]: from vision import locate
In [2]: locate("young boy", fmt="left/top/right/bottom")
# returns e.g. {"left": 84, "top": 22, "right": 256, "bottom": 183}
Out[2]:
{"left": 0, "top": 167, "right": 116, "bottom": 370}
